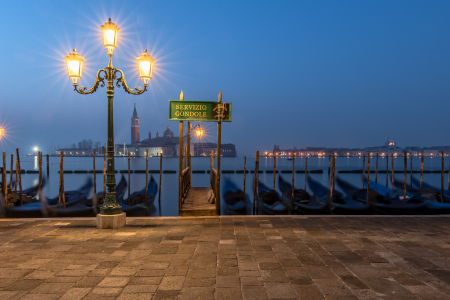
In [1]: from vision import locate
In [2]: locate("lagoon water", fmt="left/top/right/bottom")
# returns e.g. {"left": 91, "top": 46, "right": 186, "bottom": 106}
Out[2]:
{"left": 5, "top": 156, "right": 450, "bottom": 216}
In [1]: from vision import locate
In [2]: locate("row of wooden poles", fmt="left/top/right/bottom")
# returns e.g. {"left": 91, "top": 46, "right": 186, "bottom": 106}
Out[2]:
{"left": 243, "top": 151, "right": 449, "bottom": 215}
{"left": 247, "top": 152, "right": 309, "bottom": 215}
{"left": 328, "top": 151, "right": 450, "bottom": 204}
{"left": 2, "top": 149, "right": 164, "bottom": 215}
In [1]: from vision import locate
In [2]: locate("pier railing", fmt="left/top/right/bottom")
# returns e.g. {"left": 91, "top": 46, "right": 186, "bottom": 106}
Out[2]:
{"left": 180, "top": 166, "right": 191, "bottom": 204}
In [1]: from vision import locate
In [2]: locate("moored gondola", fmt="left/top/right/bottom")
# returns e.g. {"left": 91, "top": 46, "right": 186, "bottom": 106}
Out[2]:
{"left": 89, "top": 175, "right": 127, "bottom": 206}
{"left": 222, "top": 179, "right": 250, "bottom": 215}
{"left": 277, "top": 175, "right": 327, "bottom": 214}
{"left": 337, "top": 176, "right": 426, "bottom": 215}
{"left": 278, "top": 175, "right": 310, "bottom": 204}
{"left": 0, "top": 177, "right": 93, "bottom": 218}
{"left": 122, "top": 176, "right": 158, "bottom": 206}
{"left": 257, "top": 181, "right": 289, "bottom": 215}
{"left": 308, "top": 177, "right": 371, "bottom": 214}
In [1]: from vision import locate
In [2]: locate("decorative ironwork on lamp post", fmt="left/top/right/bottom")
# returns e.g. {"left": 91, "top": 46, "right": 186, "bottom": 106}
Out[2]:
{"left": 64, "top": 18, "right": 155, "bottom": 215}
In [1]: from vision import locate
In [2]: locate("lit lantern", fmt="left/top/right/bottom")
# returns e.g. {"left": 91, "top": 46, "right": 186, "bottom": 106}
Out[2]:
{"left": 196, "top": 129, "right": 204, "bottom": 137}
{"left": 100, "top": 18, "right": 120, "bottom": 53}
{"left": 136, "top": 49, "right": 155, "bottom": 85}
{"left": 64, "top": 49, "right": 85, "bottom": 84}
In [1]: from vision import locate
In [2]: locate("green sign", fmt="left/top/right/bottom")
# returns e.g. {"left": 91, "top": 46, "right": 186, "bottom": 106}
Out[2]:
{"left": 169, "top": 100, "right": 232, "bottom": 122}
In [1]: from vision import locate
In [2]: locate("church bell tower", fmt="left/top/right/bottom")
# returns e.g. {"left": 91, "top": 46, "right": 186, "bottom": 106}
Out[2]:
{"left": 131, "top": 103, "right": 140, "bottom": 145}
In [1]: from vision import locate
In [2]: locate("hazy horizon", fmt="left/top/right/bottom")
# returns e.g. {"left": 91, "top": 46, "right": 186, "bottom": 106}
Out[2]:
{"left": 1, "top": 1, "right": 449, "bottom": 156}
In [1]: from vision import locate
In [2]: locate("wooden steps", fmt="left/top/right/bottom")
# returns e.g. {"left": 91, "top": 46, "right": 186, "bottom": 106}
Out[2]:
{"left": 181, "top": 187, "right": 217, "bottom": 216}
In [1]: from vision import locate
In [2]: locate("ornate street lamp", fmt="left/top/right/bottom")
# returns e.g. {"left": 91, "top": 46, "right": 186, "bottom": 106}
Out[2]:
{"left": 64, "top": 18, "right": 154, "bottom": 216}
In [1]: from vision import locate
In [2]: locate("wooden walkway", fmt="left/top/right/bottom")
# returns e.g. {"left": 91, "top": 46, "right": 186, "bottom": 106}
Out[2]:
{"left": 181, "top": 187, "right": 217, "bottom": 216}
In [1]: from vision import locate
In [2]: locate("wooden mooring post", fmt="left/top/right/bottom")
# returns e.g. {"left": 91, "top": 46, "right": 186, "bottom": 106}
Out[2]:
{"left": 252, "top": 156, "right": 256, "bottom": 215}
{"left": 9, "top": 154, "right": 13, "bottom": 191}
{"left": 2, "top": 152, "right": 6, "bottom": 199}
{"left": 93, "top": 152, "right": 96, "bottom": 194}
{"left": 38, "top": 152, "right": 42, "bottom": 192}
{"left": 145, "top": 150, "right": 149, "bottom": 215}
{"left": 420, "top": 154, "right": 424, "bottom": 191}
{"left": 216, "top": 91, "right": 222, "bottom": 216}
{"left": 178, "top": 91, "right": 184, "bottom": 216}
{"left": 291, "top": 152, "right": 295, "bottom": 213}
{"left": 16, "top": 149, "right": 22, "bottom": 205}
{"left": 58, "top": 151, "right": 65, "bottom": 208}
{"left": 128, "top": 152, "right": 131, "bottom": 198}
{"left": 391, "top": 153, "right": 395, "bottom": 189}
{"left": 367, "top": 153, "right": 371, "bottom": 204}
{"left": 362, "top": 154, "right": 365, "bottom": 189}
{"left": 441, "top": 151, "right": 444, "bottom": 203}
{"left": 375, "top": 153, "right": 378, "bottom": 183}
{"left": 305, "top": 157, "right": 308, "bottom": 190}
{"left": 273, "top": 155, "right": 276, "bottom": 190}
{"left": 243, "top": 156, "right": 246, "bottom": 194}
{"left": 386, "top": 154, "right": 389, "bottom": 188}
{"left": 328, "top": 153, "right": 335, "bottom": 213}
{"left": 159, "top": 152, "right": 163, "bottom": 216}
{"left": 256, "top": 151, "right": 259, "bottom": 215}
{"left": 403, "top": 152, "right": 407, "bottom": 203}
{"left": 410, "top": 156, "right": 413, "bottom": 187}
{"left": 14, "top": 151, "right": 18, "bottom": 192}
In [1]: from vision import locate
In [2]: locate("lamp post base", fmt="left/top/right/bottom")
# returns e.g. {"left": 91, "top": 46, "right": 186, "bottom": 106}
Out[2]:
{"left": 100, "top": 205, "right": 123, "bottom": 215}
{"left": 97, "top": 212, "right": 126, "bottom": 229}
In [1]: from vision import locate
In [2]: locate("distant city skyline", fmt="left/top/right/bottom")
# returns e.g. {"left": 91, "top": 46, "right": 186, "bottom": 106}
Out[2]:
{"left": 1, "top": 1, "right": 449, "bottom": 156}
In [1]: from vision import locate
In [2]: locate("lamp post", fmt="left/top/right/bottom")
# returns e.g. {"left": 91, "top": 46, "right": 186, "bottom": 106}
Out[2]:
{"left": 64, "top": 18, "right": 154, "bottom": 215}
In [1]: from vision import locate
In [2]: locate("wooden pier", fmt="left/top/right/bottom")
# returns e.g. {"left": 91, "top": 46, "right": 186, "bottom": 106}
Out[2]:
{"left": 177, "top": 91, "right": 224, "bottom": 217}
{"left": 180, "top": 187, "right": 216, "bottom": 216}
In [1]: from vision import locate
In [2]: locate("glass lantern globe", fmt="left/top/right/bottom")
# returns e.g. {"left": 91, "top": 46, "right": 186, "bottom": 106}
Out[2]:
{"left": 136, "top": 49, "right": 155, "bottom": 85}
{"left": 64, "top": 49, "right": 85, "bottom": 84}
{"left": 100, "top": 18, "right": 120, "bottom": 54}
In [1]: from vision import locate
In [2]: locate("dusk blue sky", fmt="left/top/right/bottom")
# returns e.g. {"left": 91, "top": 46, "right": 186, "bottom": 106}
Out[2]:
{"left": 0, "top": 1, "right": 449, "bottom": 156}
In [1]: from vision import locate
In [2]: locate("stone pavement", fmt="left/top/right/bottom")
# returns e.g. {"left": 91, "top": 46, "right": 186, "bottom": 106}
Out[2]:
{"left": 0, "top": 217, "right": 450, "bottom": 299}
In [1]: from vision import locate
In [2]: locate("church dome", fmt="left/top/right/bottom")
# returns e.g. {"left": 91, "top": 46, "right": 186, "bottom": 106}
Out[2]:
{"left": 163, "top": 126, "right": 174, "bottom": 138}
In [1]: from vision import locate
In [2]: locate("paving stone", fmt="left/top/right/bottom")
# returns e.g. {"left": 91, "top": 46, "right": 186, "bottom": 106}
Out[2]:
{"left": 97, "top": 277, "right": 130, "bottom": 287}
{"left": 339, "top": 275, "right": 369, "bottom": 289}
{"left": 179, "top": 287, "right": 214, "bottom": 300}
{"left": 242, "top": 285, "right": 268, "bottom": 299}
{"left": 184, "top": 278, "right": 215, "bottom": 287}
{"left": 153, "top": 290, "right": 181, "bottom": 300}
{"left": 88, "top": 287, "right": 123, "bottom": 297}
{"left": 215, "top": 287, "right": 242, "bottom": 300}
{"left": 3, "top": 279, "right": 44, "bottom": 291}
{"left": 59, "top": 287, "right": 92, "bottom": 300}
{"left": 122, "top": 284, "right": 158, "bottom": 293}
{"left": 159, "top": 276, "right": 186, "bottom": 290}
{"left": 216, "top": 276, "right": 240, "bottom": 287}
{"left": 265, "top": 282, "right": 297, "bottom": 299}
{"left": 241, "top": 276, "right": 263, "bottom": 286}
{"left": 29, "top": 282, "right": 73, "bottom": 294}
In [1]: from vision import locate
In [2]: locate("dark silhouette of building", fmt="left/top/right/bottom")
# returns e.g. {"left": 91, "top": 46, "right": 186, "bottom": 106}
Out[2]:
{"left": 131, "top": 103, "right": 140, "bottom": 145}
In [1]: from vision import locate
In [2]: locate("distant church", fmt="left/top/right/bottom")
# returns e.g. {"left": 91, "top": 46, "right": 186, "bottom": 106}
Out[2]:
{"left": 115, "top": 105, "right": 236, "bottom": 157}
{"left": 115, "top": 104, "right": 191, "bottom": 157}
